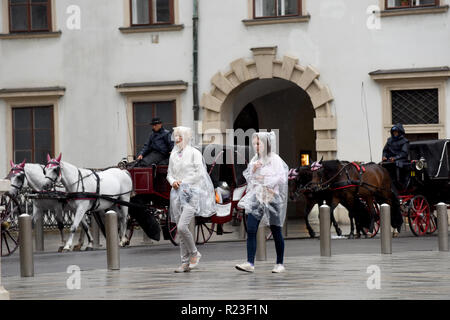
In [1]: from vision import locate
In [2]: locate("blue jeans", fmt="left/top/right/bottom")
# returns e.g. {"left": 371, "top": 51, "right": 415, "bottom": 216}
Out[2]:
{"left": 246, "top": 213, "right": 285, "bottom": 265}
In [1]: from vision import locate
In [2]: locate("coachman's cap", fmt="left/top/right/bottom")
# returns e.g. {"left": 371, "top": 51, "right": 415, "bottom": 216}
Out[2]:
{"left": 150, "top": 117, "right": 162, "bottom": 125}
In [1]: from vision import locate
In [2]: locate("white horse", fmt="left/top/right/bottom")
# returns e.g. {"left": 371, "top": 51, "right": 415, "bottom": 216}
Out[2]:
{"left": 43, "top": 154, "right": 132, "bottom": 251}
{"left": 8, "top": 160, "right": 93, "bottom": 251}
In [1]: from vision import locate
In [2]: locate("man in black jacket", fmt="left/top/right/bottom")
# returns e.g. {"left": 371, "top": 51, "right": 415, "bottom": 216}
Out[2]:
{"left": 382, "top": 123, "right": 409, "bottom": 189}
{"left": 136, "top": 117, "right": 174, "bottom": 166}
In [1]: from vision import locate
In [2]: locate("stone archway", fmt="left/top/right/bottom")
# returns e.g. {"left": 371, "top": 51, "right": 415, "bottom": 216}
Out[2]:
{"left": 200, "top": 46, "right": 337, "bottom": 160}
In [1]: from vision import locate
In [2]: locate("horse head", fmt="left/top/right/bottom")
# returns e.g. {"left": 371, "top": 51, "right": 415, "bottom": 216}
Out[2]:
{"left": 43, "top": 153, "right": 62, "bottom": 190}
{"left": 310, "top": 158, "right": 325, "bottom": 192}
{"left": 8, "top": 159, "right": 26, "bottom": 196}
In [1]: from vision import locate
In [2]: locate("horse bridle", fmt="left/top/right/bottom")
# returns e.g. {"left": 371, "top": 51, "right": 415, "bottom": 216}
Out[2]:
{"left": 45, "top": 160, "right": 62, "bottom": 186}
{"left": 9, "top": 166, "right": 26, "bottom": 190}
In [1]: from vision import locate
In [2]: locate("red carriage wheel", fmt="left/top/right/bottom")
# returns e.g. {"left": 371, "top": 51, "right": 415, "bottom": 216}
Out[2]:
{"left": 408, "top": 195, "right": 431, "bottom": 236}
{"left": 1, "top": 194, "right": 21, "bottom": 257}
{"left": 165, "top": 213, "right": 180, "bottom": 246}
{"left": 427, "top": 209, "right": 438, "bottom": 235}
{"left": 195, "top": 217, "right": 215, "bottom": 245}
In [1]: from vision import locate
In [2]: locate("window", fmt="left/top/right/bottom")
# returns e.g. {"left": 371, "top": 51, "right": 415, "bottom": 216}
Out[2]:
{"left": 8, "top": 0, "right": 51, "bottom": 32}
{"left": 392, "top": 89, "right": 439, "bottom": 125}
{"left": 386, "top": 0, "right": 439, "bottom": 9}
{"left": 254, "top": 0, "right": 301, "bottom": 18}
{"left": 12, "top": 106, "right": 54, "bottom": 164}
{"left": 131, "top": 0, "right": 173, "bottom": 26}
{"left": 133, "top": 101, "right": 175, "bottom": 155}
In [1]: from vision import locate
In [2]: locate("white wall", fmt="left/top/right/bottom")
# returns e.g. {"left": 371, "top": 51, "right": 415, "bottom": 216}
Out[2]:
{"left": 0, "top": 0, "right": 449, "bottom": 176}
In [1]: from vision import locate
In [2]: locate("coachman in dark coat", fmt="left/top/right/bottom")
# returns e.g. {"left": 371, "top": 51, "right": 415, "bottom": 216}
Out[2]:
{"left": 136, "top": 117, "right": 174, "bottom": 166}
{"left": 382, "top": 123, "right": 409, "bottom": 189}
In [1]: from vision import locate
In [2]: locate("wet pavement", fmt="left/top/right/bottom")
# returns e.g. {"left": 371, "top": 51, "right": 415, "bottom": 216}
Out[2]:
{"left": 2, "top": 219, "right": 450, "bottom": 300}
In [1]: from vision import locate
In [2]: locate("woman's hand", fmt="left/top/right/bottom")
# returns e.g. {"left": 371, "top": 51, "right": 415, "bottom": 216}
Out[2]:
{"left": 253, "top": 161, "right": 262, "bottom": 173}
{"left": 172, "top": 181, "right": 181, "bottom": 190}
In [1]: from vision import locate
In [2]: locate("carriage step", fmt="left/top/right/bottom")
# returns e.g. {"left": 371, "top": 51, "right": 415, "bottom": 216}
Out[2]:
{"left": 217, "top": 224, "right": 223, "bottom": 235}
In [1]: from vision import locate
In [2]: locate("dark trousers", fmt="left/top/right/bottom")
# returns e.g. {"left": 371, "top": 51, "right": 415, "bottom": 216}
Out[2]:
{"left": 138, "top": 151, "right": 168, "bottom": 167}
{"left": 246, "top": 213, "right": 284, "bottom": 265}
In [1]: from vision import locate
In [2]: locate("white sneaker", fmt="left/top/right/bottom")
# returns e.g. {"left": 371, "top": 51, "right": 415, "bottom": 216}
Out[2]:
{"left": 189, "top": 251, "right": 201, "bottom": 269}
{"left": 235, "top": 262, "right": 255, "bottom": 273}
{"left": 174, "top": 263, "right": 190, "bottom": 273}
{"left": 272, "top": 264, "right": 286, "bottom": 273}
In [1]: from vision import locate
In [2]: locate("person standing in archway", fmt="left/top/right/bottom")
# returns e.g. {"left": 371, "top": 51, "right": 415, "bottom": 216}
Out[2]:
{"left": 236, "top": 131, "right": 289, "bottom": 273}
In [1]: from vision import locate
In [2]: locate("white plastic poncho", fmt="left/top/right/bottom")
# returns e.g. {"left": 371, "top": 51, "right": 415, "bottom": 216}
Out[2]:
{"left": 238, "top": 132, "right": 289, "bottom": 227}
{"left": 167, "top": 126, "right": 216, "bottom": 221}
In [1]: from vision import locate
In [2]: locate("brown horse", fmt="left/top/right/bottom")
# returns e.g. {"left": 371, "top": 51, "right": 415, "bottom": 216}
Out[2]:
{"left": 309, "top": 160, "right": 403, "bottom": 236}
{"left": 288, "top": 166, "right": 343, "bottom": 238}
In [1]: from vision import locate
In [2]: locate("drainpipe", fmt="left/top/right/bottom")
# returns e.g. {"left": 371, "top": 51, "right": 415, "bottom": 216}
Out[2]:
{"left": 193, "top": 0, "right": 200, "bottom": 144}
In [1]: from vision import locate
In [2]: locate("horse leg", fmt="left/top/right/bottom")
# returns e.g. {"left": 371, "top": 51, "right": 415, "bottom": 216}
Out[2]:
{"left": 304, "top": 199, "right": 316, "bottom": 238}
{"left": 82, "top": 215, "right": 94, "bottom": 251}
{"left": 73, "top": 221, "right": 86, "bottom": 251}
{"left": 63, "top": 204, "right": 89, "bottom": 252}
{"left": 329, "top": 198, "right": 342, "bottom": 236}
{"left": 348, "top": 213, "right": 355, "bottom": 239}
{"left": 117, "top": 204, "right": 130, "bottom": 247}
{"left": 55, "top": 207, "right": 66, "bottom": 252}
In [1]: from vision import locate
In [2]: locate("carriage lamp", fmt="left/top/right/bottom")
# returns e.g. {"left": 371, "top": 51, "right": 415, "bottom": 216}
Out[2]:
{"left": 415, "top": 157, "right": 427, "bottom": 171}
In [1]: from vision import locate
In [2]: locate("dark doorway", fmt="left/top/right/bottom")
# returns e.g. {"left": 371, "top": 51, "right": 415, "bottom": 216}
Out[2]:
{"left": 233, "top": 103, "right": 259, "bottom": 147}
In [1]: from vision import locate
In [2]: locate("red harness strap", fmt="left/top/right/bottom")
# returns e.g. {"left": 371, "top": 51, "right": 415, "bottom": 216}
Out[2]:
{"left": 351, "top": 162, "right": 366, "bottom": 173}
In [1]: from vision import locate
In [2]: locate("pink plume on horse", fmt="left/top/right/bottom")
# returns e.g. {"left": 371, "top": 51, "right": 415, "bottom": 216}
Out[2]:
{"left": 10, "top": 160, "right": 14, "bottom": 168}
{"left": 56, "top": 153, "right": 62, "bottom": 163}
{"left": 47, "top": 154, "right": 51, "bottom": 162}
{"left": 288, "top": 168, "right": 299, "bottom": 180}
{"left": 311, "top": 161, "right": 322, "bottom": 172}
{"left": 19, "top": 159, "right": 26, "bottom": 168}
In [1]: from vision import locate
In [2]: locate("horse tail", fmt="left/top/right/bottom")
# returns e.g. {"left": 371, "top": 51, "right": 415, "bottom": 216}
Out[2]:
{"left": 389, "top": 182, "right": 403, "bottom": 230}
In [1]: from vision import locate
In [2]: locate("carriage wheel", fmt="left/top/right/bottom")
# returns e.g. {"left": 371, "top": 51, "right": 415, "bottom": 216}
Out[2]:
{"left": 427, "top": 210, "right": 438, "bottom": 234}
{"left": 408, "top": 195, "right": 431, "bottom": 236}
{"left": 1, "top": 194, "right": 21, "bottom": 257}
{"left": 165, "top": 213, "right": 179, "bottom": 246}
{"left": 195, "top": 217, "right": 215, "bottom": 245}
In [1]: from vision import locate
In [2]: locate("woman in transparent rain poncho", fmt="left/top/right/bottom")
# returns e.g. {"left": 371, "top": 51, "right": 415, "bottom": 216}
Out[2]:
{"left": 167, "top": 126, "right": 216, "bottom": 273}
{"left": 236, "top": 132, "right": 289, "bottom": 273}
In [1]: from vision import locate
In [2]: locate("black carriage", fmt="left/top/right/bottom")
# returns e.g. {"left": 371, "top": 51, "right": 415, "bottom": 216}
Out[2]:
{"left": 124, "top": 144, "right": 250, "bottom": 246}
{"left": 381, "top": 139, "right": 450, "bottom": 236}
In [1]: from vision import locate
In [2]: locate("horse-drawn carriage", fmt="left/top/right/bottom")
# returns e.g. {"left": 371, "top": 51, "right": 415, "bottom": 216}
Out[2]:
{"left": 124, "top": 144, "right": 249, "bottom": 246}
{"left": 1, "top": 144, "right": 250, "bottom": 254}
{"left": 381, "top": 139, "right": 450, "bottom": 236}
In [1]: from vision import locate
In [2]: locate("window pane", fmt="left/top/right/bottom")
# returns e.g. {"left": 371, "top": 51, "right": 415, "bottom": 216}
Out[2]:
{"left": 15, "top": 151, "right": 32, "bottom": 163}
{"left": 415, "top": 0, "right": 436, "bottom": 5}
{"left": 13, "top": 108, "right": 31, "bottom": 129}
{"left": 255, "top": 0, "right": 276, "bottom": 17}
{"left": 14, "top": 129, "right": 32, "bottom": 150}
{"left": 10, "top": 0, "right": 27, "bottom": 3}
{"left": 134, "top": 102, "right": 153, "bottom": 124}
{"left": 34, "top": 106, "right": 52, "bottom": 129}
{"left": 135, "top": 125, "right": 152, "bottom": 154}
{"left": 31, "top": 4, "right": 49, "bottom": 30}
{"left": 34, "top": 129, "right": 51, "bottom": 149}
{"left": 155, "top": 102, "right": 174, "bottom": 129}
{"left": 153, "top": 0, "right": 171, "bottom": 23}
{"left": 34, "top": 148, "right": 51, "bottom": 165}
{"left": 278, "top": 0, "right": 298, "bottom": 15}
{"left": 132, "top": 0, "right": 150, "bottom": 25}
{"left": 10, "top": 5, "right": 28, "bottom": 31}
{"left": 391, "top": 89, "right": 439, "bottom": 125}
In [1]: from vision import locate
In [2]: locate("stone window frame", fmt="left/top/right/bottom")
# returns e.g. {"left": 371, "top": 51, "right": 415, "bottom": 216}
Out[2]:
{"left": 0, "top": 0, "right": 61, "bottom": 40}
{"left": 119, "top": 0, "right": 183, "bottom": 34}
{"left": 243, "top": 0, "right": 310, "bottom": 26}
{"left": 378, "top": 0, "right": 449, "bottom": 17}
{"left": 370, "top": 67, "right": 449, "bottom": 143}
{"left": 0, "top": 87, "right": 64, "bottom": 170}
{"left": 115, "top": 81, "right": 187, "bottom": 160}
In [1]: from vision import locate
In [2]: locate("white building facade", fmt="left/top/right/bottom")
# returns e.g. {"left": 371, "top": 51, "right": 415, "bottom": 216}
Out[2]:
{"left": 0, "top": 0, "right": 449, "bottom": 177}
